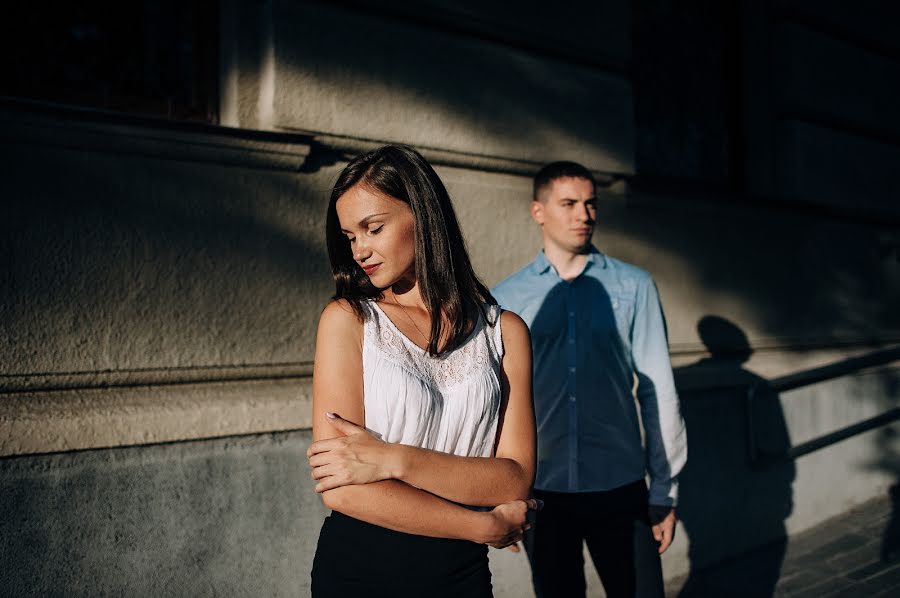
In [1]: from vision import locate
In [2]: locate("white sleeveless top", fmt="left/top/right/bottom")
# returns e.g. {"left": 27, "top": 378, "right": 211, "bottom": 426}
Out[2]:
{"left": 361, "top": 301, "right": 504, "bottom": 458}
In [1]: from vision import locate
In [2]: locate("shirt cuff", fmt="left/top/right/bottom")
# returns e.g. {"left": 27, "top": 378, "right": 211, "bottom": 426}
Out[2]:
{"left": 648, "top": 504, "right": 674, "bottom": 525}
{"left": 648, "top": 476, "right": 678, "bottom": 508}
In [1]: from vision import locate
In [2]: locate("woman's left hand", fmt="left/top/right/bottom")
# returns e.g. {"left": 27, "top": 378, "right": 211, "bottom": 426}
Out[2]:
{"left": 306, "top": 412, "right": 393, "bottom": 492}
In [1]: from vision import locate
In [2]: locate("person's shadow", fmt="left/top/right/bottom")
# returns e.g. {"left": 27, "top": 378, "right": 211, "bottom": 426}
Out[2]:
{"left": 869, "top": 425, "right": 900, "bottom": 564}
{"left": 675, "top": 316, "right": 795, "bottom": 598}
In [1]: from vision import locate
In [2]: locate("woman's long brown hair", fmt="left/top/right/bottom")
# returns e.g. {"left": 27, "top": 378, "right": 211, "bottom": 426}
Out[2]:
{"left": 325, "top": 145, "right": 496, "bottom": 356}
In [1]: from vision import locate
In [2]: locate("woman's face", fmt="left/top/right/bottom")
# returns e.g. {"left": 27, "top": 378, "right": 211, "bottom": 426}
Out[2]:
{"left": 336, "top": 183, "right": 417, "bottom": 290}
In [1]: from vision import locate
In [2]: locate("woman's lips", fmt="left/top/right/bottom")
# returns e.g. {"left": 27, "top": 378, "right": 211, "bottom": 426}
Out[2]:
{"left": 362, "top": 263, "right": 381, "bottom": 275}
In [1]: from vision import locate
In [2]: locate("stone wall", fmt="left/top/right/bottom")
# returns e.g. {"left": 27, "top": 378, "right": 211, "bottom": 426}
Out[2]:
{"left": 2, "top": 1, "right": 899, "bottom": 596}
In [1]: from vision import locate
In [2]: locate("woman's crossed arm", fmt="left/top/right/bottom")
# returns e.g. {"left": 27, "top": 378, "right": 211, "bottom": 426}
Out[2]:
{"left": 310, "top": 301, "right": 536, "bottom": 544}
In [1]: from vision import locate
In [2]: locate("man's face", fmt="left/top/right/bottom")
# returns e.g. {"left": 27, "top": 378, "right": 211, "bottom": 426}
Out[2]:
{"left": 531, "top": 176, "right": 596, "bottom": 255}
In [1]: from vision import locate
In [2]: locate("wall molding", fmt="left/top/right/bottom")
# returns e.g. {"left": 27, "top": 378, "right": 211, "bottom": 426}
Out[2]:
{"left": 0, "top": 377, "right": 312, "bottom": 458}
{"left": 3, "top": 336, "right": 896, "bottom": 395}
{"left": 0, "top": 98, "right": 625, "bottom": 182}
{"left": 0, "top": 363, "right": 313, "bottom": 394}
{"left": 301, "top": 132, "right": 620, "bottom": 183}
{"left": 2, "top": 341, "right": 897, "bottom": 458}
{"left": 0, "top": 98, "right": 312, "bottom": 171}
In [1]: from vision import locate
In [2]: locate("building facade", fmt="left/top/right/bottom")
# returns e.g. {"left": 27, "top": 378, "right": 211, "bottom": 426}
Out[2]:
{"left": 2, "top": 1, "right": 899, "bottom": 595}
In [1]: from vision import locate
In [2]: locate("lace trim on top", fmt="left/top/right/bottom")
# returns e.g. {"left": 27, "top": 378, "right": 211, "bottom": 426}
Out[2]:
{"left": 365, "top": 302, "right": 502, "bottom": 390}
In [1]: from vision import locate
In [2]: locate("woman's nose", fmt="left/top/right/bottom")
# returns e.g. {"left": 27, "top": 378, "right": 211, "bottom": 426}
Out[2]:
{"left": 353, "top": 243, "right": 372, "bottom": 262}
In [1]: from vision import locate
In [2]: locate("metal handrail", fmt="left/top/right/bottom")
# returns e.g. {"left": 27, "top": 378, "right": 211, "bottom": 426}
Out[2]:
{"left": 747, "top": 346, "right": 900, "bottom": 469}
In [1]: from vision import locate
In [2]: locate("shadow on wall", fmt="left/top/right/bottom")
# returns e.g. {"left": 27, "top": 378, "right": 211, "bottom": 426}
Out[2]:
{"left": 676, "top": 316, "right": 795, "bottom": 598}
{"left": 1, "top": 143, "right": 336, "bottom": 377}
{"left": 675, "top": 318, "right": 900, "bottom": 596}
{"left": 868, "top": 410, "right": 900, "bottom": 564}
{"left": 271, "top": 1, "right": 633, "bottom": 171}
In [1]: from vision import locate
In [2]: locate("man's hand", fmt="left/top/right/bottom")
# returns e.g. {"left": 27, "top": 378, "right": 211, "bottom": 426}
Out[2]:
{"left": 306, "top": 412, "right": 393, "bottom": 492}
{"left": 651, "top": 508, "right": 677, "bottom": 554}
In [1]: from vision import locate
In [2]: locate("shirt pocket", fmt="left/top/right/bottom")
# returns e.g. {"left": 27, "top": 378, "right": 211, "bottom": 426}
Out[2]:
{"left": 588, "top": 287, "right": 632, "bottom": 335}
{"left": 609, "top": 289, "right": 635, "bottom": 331}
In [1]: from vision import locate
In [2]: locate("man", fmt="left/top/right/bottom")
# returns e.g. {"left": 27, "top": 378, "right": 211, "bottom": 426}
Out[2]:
{"left": 492, "top": 162, "right": 687, "bottom": 598}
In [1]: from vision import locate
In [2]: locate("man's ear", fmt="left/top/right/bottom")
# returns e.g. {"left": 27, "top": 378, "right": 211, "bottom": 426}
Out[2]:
{"left": 531, "top": 200, "right": 544, "bottom": 225}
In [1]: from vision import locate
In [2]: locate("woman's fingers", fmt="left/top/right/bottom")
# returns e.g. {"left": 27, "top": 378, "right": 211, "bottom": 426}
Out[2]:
{"left": 324, "top": 412, "right": 367, "bottom": 436}
{"left": 309, "top": 451, "right": 385, "bottom": 488}
{"left": 493, "top": 533, "right": 524, "bottom": 550}
{"left": 311, "top": 463, "right": 339, "bottom": 481}
{"left": 306, "top": 437, "right": 347, "bottom": 457}
{"left": 313, "top": 470, "right": 353, "bottom": 493}
{"left": 487, "top": 521, "right": 533, "bottom": 550}
{"left": 314, "top": 477, "right": 341, "bottom": 493}
{"left": 313, "top": 475, "right": 357, "bottom": 492}
{"left": 307, "top": 453, "right": 329, "bottom": 467}
{"left": 308, "top": 450, "right": 348, "bottom": 471}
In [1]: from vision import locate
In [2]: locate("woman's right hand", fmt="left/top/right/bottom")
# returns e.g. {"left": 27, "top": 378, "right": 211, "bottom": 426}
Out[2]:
{"left": 307, "top": 412, "right": 393, "bottom": 492}
{"left": 481, "top": 498, "right": 543, "bottom": 552}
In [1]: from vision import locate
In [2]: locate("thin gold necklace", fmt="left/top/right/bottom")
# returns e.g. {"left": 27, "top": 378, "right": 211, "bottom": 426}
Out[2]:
{"left": 388, "top": 298, "right": 430, "bottom": 344}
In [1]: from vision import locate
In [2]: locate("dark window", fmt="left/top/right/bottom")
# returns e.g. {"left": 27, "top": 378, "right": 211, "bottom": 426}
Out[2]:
{"left": 2, "top": 1, "right": 218, "bottom": 123}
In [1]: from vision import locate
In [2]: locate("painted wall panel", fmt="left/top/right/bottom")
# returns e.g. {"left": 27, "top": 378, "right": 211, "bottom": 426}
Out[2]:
{"left": 270, "top": 1, "right": 635, "bottom": 174}
{"left": 777, "top": 0, "right": 900, "bottom": 55}
{"left": 775, "top": 119, "right": 900, "bottom": 215}
{"left": 1, "top": 120, "right": 332, "bottom": 378}
{"left": 775, "top": 23, "right": 900, "bottom": 139}
{"left": 360, "top": 0, "right": 632, "bottom": 68}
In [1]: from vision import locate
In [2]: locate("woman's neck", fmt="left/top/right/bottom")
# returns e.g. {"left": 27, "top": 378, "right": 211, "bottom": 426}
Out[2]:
{"left": 385, "top": 282, "right": 426, "bottom": 310}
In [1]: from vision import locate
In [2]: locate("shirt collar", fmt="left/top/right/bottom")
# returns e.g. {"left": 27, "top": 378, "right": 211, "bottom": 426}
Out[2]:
{"left": 586, "top": 246, "right": 608, "bottom": 269}
{"left": 531, "top": 250, "right": 553, "bottom": 275}
{"left": 531, "top": 246, "right": 607, "bottom": 276}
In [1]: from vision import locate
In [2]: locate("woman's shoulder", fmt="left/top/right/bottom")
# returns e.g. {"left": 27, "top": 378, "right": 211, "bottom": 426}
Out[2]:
{"left": 497, "top": 308, "right": 526, "bottom": 330}
{"left": 318, "top": 299, "right": 367, "bottom": 336}
{"left": 497, "top": 309, "right": 530, "bottom": 348}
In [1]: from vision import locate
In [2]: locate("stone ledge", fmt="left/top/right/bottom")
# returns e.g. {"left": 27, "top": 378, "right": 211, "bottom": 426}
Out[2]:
{"left": 304, "top": 132, "right": 620, "bottom": 184}
{"left": 0, "top": 377, "right": 312, "bottom": 458}
{"left": 0, "top": 363, "right": 314, "bottom": 394}
{"left": 0, "top": 98, "right": 312, "bottom": 171}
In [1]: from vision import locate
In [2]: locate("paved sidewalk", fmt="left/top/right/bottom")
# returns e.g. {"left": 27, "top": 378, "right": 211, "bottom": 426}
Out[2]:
{"left": 671, "top": 489, "right": 900, "bottom": 597}
{"left": 774, "top": 491, "right": 900, "bottom": 598}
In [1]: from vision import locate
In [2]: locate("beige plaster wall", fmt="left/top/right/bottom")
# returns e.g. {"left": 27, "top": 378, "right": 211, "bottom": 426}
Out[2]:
{"left": 221, "top": 0, "right": 635, "bottom": 176}
{"left": 4, "top": 1, "right": 900, "bottom": 592}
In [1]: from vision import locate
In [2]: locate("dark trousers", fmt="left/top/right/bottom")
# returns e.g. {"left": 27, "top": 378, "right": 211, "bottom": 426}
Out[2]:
{"left": 524, "top": 481, "right": 665, "bottom": 598}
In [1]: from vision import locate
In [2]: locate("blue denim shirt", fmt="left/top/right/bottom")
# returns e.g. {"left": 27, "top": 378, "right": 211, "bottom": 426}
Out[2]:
{"left": 493, "top": 248, "right": 687, "bottom": 506}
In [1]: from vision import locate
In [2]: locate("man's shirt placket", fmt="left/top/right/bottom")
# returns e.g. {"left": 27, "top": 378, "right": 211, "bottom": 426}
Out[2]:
{"left": 566, "top": 281, "right": 578, "bottom": 490}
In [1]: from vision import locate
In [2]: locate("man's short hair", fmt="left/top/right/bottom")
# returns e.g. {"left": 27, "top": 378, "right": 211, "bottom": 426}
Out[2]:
{"left": 533, "top": 161, "right": 596, "bottom": 201}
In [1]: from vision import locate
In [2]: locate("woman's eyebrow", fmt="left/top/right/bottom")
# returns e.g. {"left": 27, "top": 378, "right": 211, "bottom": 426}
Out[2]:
{"left": 341, "top": 212, "right": 390, "bottom": 232}
{"left": 360, "top": 212, "right": 390, "bottom": 225}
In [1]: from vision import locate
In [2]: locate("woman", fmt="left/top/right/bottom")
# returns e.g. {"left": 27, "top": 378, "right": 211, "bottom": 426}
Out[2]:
{"left": 307, "top": 145, "right": 537, "bottom": 597}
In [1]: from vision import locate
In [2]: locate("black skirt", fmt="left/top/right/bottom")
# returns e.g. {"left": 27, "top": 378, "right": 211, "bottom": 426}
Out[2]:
{"left": 311, "top": 511, "right": 493, "bottom": 598}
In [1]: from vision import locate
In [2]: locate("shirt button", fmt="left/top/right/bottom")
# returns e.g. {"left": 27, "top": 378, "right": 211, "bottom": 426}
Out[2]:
{"left": 568, "top": 338, "right": 575, "bottom": 344}
{"left": 569, "top": 311, "right": 575, "bottom": 317}
{"left": 569, "top": 395, "right": 576, "bottom": 403}
{"left": 569, "top": 367, "right": 576, "bottom": 373}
